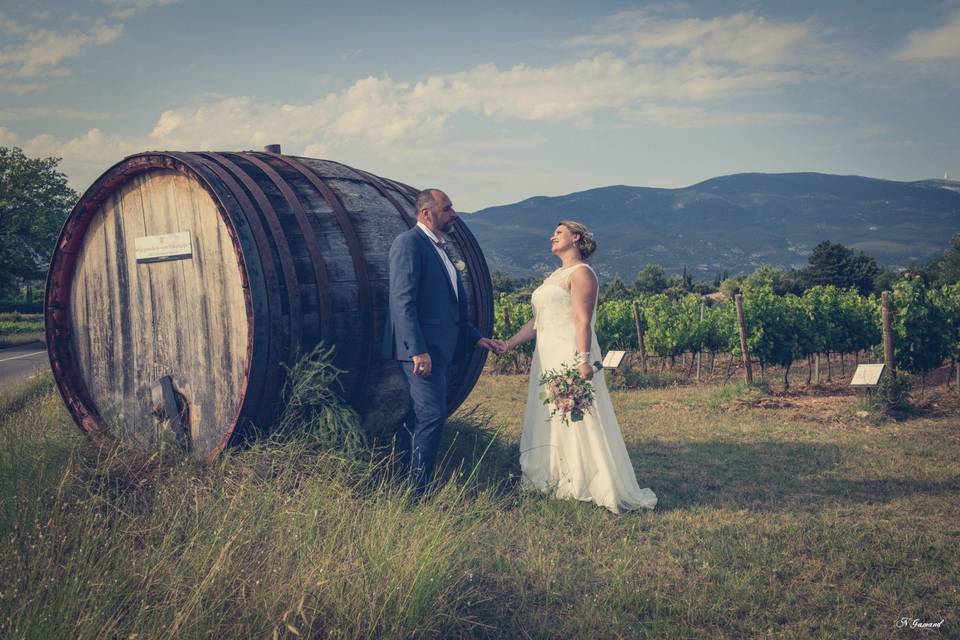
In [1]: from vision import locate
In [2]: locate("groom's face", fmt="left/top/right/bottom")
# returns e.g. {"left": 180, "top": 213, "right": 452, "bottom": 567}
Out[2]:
{"left": 421, "top": 191, "right": 457, "bottom": 233}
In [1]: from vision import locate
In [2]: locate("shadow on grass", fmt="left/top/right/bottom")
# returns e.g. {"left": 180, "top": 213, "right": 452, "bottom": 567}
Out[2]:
{"left": 630, "top": 440, "right": 960, "bottom": 513}
{"left": 435, "top": 404, "right": 522, "bottom": 497}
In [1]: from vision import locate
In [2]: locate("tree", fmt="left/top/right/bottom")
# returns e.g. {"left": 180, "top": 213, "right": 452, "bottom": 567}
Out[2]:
{"left": 873, "top": 267, "right": 901, "bottom": 294}
{"left": 742, "top": 265, "right": 790, "bottom": 295}
{"left": 932, "top": 232, "right": 960, "bottom": 286}
{"left": 0, "top": 147, "right": 77, "bottom": 298}
{"left": 719, "top": 277, "right": 741, "bottom": 299}
{"left": 633, "top": 264, "right": 668, "bottom": 294}
{"left": 490, "top": 269, "right": 513, "bottom": 295}
{"left": 890, "top": 276, "right": 950, "bottom": 394}
{"left": 600, "top": 276, "right": 630, "bottom": 302}
{"left": 801, "top": 240, "right": 879, "bottom": 295}
{"left": 680, "top": 265, "right": 693, "bottom": 291}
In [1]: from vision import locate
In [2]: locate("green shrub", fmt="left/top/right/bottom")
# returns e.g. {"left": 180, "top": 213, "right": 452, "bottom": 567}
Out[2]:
{"left": 274, "top": 343, "right": 368, "bottom": 457}
{"left": 866, "top": 371, "right": 913, "bottom": 415}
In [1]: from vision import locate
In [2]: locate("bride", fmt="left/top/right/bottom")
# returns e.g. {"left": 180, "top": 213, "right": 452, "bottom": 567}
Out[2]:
{"left": 497, "top": 221, "right": 657, "bottom": 514}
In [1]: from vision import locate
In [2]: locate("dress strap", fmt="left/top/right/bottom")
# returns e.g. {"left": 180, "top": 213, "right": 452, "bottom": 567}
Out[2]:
{"left": 561, "top": 262, "right": 595, "bottom": 281}
{"left": 557, "top": 262, "right": 597, "bottom": 290}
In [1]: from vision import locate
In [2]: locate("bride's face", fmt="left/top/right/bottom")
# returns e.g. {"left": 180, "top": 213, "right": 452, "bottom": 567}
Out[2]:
{"left": 550, "top": 225, "right": 580, "bottom": 256}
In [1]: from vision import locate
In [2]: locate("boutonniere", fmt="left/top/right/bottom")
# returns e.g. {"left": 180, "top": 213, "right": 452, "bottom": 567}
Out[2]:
{"left": 441, "top": 238, "right": 468, "bottom": 273}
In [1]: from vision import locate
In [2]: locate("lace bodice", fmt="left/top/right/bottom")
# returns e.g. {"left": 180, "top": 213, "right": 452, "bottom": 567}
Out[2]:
{"left": 530, "top": 263, "right": 597, "bottom": 335}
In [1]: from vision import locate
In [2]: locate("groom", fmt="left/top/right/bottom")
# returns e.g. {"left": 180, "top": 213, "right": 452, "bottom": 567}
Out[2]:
{"left": 382, "top": 188, "right": 501, "bottom": 497}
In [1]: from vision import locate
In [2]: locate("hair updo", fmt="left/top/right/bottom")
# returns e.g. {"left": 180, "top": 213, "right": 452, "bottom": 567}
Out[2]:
{"left": 558, "top": 220, "right": 597, "bottom": 259}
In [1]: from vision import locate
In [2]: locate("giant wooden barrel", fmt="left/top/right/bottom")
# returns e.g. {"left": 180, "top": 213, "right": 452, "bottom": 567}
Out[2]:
{"left": 45, "top": 149, "right": 493, "bottom": 460}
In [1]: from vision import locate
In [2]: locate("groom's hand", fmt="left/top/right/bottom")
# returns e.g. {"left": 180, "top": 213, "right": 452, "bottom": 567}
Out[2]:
{"left": 475, "top": 337, "right": 503, "bottom": 354}
{"left": 412, "top": 353, "right": 432, "bottom": 377}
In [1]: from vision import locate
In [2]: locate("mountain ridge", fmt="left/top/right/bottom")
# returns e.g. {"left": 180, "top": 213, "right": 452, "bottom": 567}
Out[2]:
{"left": 462, "top": 172, "right": 960, "bottom": 280}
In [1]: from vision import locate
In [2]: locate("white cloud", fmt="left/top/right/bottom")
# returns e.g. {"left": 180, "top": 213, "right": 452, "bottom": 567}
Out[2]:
{"left": 616, "top": 103, "right": 830, "bottom": 129}
{"left": 24, "top": 128, "right": 139, "bottom": 175}
{"left": 0, "top": 127, "right": 19, "bottom": 146}
{"left": 0, "top": 106, "right": 114, "bottom": 121}
{"left": 135, "top": 52, "right": 808, "bottom": 155}
{"left": 0, "top": 19, "right": 123, "bottom": 77}
{"left": 0, "top": 13, "right": 33, "bottom": 37}
{"left": 98, "top": 0, "right": 181, "bottom": 20}
{"left": 0, "top": 81, "right": 46, "bottom": 95}
{"left": 568, "top": 10, "right": 816, "bottom": 68}
{"left": 896, "top": 11, "right": 960, "bottom": 60}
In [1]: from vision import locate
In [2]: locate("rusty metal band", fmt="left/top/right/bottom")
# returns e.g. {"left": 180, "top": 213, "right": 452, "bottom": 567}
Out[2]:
{"left": 238, "top": 152, "right": 333, "bottom": 343}
{"left": 267, "top": 155, "right": 375, "bottom": 408}
{"left": 201, "top": 152, "right": 304, "bottom": 360}
{"left": 167, "top": 151, "right": 285, "bottom": 439}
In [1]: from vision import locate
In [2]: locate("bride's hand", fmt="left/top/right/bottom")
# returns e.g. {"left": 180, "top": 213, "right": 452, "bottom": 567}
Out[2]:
{"left": 578, "top": 361, "right": 594, "bottom": 381}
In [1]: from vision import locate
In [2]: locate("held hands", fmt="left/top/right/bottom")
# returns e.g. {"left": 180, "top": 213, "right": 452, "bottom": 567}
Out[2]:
{"left": 476, "top": 337, "right": 509, "bottom": 355}
{"left": 416, "top": 338, "right": 507, "bottom": 375}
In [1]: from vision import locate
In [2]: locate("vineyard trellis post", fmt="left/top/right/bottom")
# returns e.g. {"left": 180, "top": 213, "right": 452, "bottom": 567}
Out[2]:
{"left": 881, "top": 291, "right": 896, "bottom": 380}
{"left": 695, "top": 300, "right": 704, "bottom": 383}
{"left": 735, "top": 293, "right": 753, "bottom": 385}
{"left": 633, "top": 301, "right": 647, "bottom": 374}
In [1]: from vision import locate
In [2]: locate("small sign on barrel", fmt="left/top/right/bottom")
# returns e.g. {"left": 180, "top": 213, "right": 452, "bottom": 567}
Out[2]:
{"left": 135, "top": 231, "right": 193, "bottom": 263}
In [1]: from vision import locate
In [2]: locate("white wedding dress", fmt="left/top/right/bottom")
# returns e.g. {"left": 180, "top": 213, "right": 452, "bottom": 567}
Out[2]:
{"left": 519, "top": 263, "right": 658, "bottom": 514}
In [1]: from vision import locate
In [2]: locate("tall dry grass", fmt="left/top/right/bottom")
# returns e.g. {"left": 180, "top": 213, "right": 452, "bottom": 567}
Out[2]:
{"left": 1, "top": 364, "right": 958, "bottom": 638}
{"left": 0, "top": 364, "right": 506, "bottom": 639}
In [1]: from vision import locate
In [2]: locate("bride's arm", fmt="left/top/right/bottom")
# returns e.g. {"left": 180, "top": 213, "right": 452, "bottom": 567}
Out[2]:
{"left": 504, "top": 317, "right": 536, "bottom": 350}
{"left": 569, "top": 267, "right": 599, "bottom": 380}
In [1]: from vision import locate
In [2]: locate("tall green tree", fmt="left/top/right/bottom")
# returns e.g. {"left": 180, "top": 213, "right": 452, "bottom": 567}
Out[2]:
{"left": 932, "top": 232, "right": 960, "bottom": 286}
{"left": 633, "top": 264, "right": 668, "bottom": 294}
{"left": 801, "top": 240, "right": 879, "bottom": 295}
{"left": 600, "top": 276, "right": 630, "bottom": 302}
{"left": 0, "top": 147, "right": 77, "bottom": 298}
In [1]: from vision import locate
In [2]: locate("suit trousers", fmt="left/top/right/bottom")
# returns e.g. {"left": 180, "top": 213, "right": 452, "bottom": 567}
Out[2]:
{"left": 398, "top": 360, "right": 449, "bottom": 496}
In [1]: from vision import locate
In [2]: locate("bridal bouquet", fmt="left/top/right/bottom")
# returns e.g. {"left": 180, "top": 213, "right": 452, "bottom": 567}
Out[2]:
{"left": 538, "top": 358, "right": 603, "bottom": 427}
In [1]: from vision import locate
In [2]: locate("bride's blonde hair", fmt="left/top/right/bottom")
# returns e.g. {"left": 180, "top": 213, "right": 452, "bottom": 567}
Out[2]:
{"left": 558, "top": 220, "right": 597, "bottom": 259}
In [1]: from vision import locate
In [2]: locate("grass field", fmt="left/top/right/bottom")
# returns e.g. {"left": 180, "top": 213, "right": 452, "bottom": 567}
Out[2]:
{"left": 0, "top": 312, "right": 44, "bottom": 348}
{"left": 0, "top": 371, "right": 957, "bottom": 639}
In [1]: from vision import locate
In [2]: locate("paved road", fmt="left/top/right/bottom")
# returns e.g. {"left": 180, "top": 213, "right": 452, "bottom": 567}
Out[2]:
{"left": 0, "top": 342, "right": 50, "bottom": 389}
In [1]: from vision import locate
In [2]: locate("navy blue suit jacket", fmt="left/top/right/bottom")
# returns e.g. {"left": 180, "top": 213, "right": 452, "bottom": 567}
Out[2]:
{"left": 381, "top": 226, "right": 482, "bottom": 366}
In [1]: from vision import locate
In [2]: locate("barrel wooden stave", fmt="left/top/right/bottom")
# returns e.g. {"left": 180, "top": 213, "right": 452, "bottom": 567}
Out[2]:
{"left": 47, "top": 151, "right": 492, "bottom": 459}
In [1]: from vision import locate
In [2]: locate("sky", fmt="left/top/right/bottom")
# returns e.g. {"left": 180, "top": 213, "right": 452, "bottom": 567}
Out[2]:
{"left": 1, "top": 0, "right": 958, "bottom": 211}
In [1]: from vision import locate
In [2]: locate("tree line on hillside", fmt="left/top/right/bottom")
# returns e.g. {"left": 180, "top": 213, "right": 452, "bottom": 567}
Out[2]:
{"left": 492, "top": 234, "right": 960, "bottom": 304}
